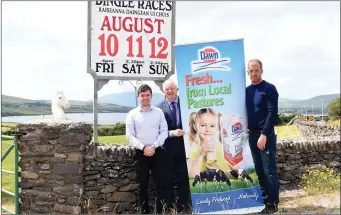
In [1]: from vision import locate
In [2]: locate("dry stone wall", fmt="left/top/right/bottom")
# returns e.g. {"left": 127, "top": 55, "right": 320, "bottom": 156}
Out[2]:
{"left": 276, "top": 137, "right": 340, "bottom": 186}
{"left": 295, "top": 119, "right": 340, "bottom": 138}
{"left": 18, "top": 121, "right": 91, "bottom": 214}
{"left": 16, "top": 121, "right": 341, "bottom": 214}
{"left": 83, "top": 144, "right": 157, "bottom": 214}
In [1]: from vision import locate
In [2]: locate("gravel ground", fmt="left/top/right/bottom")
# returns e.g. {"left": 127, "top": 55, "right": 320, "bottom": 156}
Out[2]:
{"left": 278, "top": 187, "right": 340, "bottom": 214}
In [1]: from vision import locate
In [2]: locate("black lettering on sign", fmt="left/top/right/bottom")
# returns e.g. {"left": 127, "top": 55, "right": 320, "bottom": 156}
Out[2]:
{"left": 137, "top": 1, "right": 172, "bottom": 11}
{"left": 96, "top": 62, "right": 114, "bottom": 73}
{"left": 122, "top": 64, "right": 143, "bottom": 74}
{"left": 149, "top": 64, "right": 169, "bottom": 75}
{"left": 97, "top": 1, "right": 135, "bottom": 8}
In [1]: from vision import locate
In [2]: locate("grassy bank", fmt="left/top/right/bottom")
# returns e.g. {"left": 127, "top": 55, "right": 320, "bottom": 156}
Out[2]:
{"left": 275, "top": 125, "right": 302, "bottom": 139}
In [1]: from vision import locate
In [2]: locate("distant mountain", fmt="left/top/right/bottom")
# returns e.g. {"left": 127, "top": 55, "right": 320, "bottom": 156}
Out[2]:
{"left": 2, "top": 95, "right": 36, "bottom": 103}
{"left": 99, "top": 91, "right": 165, "bottom": 107}
{"left": 1, "top": 95, "right": 133, "bottom": 117}
{"left": 2, "top": 93, "right": 339, "bottom": 117}
{"left": 279, "top": 93, "right": 340, "bottom": 114}
{"left": 279, "top": 94, "right": 339, "bottom": 107}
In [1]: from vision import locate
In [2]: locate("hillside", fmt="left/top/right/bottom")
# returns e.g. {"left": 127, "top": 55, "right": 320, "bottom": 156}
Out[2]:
{"left": 2, "top": 93, "right": 339, "bottom": 117}
{"left": 98, "top": 91, "right": 165, "bottom": 107}
{"left": 279, "top": 93, "right": 340, "bottom": 114}
{"left": 1, "top": 95, "right": 133, "bottom": 117}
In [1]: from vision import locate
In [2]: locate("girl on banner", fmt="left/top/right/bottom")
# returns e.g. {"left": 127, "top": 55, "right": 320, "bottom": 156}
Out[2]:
{"left": 186, "top": 108, "right": 252, "bottom": 183}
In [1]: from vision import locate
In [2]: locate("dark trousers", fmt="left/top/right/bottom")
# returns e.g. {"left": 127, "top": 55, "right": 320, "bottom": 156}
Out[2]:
{"left": 169, "top": 155, "right": 190, "bottom": 212}
{"left": 135, "top": 148, "right": 172, "bottom": 214}
{"left": 249, "top": 132, "right": 280, "bottom": 205}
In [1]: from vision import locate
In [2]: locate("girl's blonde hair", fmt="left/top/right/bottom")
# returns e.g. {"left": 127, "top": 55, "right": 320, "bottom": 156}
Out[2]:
{"left": 188, "top": 108, "right": 222, "bottom": 145}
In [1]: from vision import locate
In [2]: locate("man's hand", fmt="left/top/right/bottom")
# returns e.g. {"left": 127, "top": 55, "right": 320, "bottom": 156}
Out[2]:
{"left": 257, "top": 134, "right": 267, "bottom": 150}
{"left": 171, "top": 129, "right": 185, "bottom": 137}
{"left": 143, "top": 146, "right": 155, "bottom": 156}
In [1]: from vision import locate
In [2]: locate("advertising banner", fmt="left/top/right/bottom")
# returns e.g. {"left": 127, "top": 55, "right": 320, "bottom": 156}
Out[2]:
{"left": 174, "top": 39, "right": 264, "bottom": 214}
{"left": 90, "top": 1, "right": 173, "bottom": 79}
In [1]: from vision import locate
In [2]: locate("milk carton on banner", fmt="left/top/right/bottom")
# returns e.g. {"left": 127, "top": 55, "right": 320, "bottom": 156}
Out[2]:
{"left": 221, "top": 115, "right": 247, "bottom": 167}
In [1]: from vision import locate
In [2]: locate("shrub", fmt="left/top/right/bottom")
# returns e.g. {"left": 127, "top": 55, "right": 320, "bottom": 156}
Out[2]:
{"left": 301, "top": 167, "right": 340, "bottom": 195}
{"left": 328, "top": 97, "right": 341, "bottom": 120}
{"left": 1, "top": 126, "right": 17, "bottom": 136}
{"left": 327, "top": 119, "right": 341, "bottom": 125}
{"left": 91, "top": 123, "right": 126, "bottom": 136}
{"left": 277, "top": 113, "right": 298, "bottom": 125}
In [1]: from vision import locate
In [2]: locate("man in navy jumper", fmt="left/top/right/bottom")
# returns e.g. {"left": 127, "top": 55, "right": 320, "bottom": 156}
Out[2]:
{"left": 246, "top": 59, "right": 280, "bottom": 214}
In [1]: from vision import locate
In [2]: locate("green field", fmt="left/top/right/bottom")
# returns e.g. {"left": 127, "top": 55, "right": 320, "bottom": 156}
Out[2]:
{"left": 1, "top": 139, "right": 17, "bottom": 214}
{"left": 1, "top": 123, "right": 17, "bottom": 128}
{"left": 93, "top": 135, "right": 129, "bottom": 144}
{"left": 190, "top": 170, "right": 258, "bottom": 194}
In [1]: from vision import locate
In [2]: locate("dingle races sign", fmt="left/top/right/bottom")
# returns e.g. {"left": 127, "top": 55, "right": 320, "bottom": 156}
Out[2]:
{"left": 89, "top": 1, "right": 173, "bottom": 80}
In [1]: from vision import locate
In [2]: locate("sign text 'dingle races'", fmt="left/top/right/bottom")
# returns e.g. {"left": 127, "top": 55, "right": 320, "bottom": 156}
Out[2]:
{"left": 90, "top": 1, "right": 173, "bottom": 79}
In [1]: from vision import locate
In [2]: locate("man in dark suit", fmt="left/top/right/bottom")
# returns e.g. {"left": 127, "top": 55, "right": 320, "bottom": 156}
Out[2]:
{"left": 157, "top": 79, "right": 190, "bottom": 213}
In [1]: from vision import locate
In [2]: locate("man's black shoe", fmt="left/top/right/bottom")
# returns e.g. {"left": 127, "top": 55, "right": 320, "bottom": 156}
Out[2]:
{"left": 259, "top": 203, "right": 278, "bottom": 214}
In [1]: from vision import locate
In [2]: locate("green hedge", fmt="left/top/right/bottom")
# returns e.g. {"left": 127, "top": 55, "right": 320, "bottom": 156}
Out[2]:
{"left": 1, "top": 126, "right": 18, "bottom": 136}
{"left": 91, "top": 123, "right": 126, "bottom": 136}
{"left": 277, "top": 113, "right": 297, "bottom": 125}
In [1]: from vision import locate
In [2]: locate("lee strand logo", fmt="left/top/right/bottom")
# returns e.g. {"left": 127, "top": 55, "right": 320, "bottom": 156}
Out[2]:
{"left": 191, "top": 46, "right": 231, "bottom": 74}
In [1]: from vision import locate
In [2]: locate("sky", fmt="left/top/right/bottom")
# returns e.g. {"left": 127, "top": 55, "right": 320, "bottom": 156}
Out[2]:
{"left": 1, "top": 1, "right": 340, "bottom": 101}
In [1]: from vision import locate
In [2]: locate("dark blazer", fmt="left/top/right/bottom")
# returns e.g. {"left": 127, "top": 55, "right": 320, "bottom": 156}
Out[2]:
{"left": 157, "top": 98, "right": 186, "bottom": 158}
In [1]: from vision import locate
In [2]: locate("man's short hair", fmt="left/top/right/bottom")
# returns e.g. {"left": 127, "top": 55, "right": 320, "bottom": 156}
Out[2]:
{"left": 248, "top": 59, "right": 263, "bottom": 70}
{"left": 137, "top": 84, "right": 152, "bottom": 96}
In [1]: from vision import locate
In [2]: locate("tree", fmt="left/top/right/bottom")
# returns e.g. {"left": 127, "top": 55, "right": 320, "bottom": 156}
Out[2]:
{"left": 328, "top": 97, "right": 341, "bottom": 120}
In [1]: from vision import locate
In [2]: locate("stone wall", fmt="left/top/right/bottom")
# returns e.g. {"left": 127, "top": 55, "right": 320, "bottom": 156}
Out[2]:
{"left": 82, "top": 144, "right": 143, "bottom": 214}
{"left": 276, "top": 137, "right": 341, "bottom": 186}
{"left": 18, "top": 121, "right": 92, "bottom": 214}
{"left": 82, "top": 139, "right": 341, "bottom": 214}
{"left": 17, "top": 121, "right": 341, "bottom": 214}
{"left": 83, "top": 144, "right": 190, "bottom": 214}
{"left": 295, "top": 119, "right": 340, "bottom": 138}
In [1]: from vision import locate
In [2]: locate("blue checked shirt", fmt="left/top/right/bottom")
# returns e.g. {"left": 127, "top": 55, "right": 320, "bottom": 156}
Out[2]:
{"left": 125, "top": 105, "right": 168, "bottom": 150}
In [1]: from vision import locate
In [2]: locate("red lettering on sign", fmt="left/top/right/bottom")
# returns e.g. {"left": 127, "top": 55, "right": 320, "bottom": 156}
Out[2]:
{"left": 100, "top": 16, "right": 165, "bottom": 34}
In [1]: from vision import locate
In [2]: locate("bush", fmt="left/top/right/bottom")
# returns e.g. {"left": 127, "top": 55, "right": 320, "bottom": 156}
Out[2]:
{"left": 91, "top": 123, "right": 126, "bottom": 136}
{"left": 1, "top": 126, "right": 17, "bottom": 136}
{"left": 301, "top": 167, "right": 340, "bottom": 195}
{"left": 327, "top": 119, "right": 340, "bottom": 125}
{"left": 328, "top": 97, "right": 341, "bottom": 120}
{"left": 277, "top": 113, "right": 297, "bottom": 125}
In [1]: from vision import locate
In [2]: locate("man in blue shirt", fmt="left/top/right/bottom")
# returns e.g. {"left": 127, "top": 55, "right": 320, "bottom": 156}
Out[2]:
{"left": 246, "top": 59, "right": 280, "bottom": 214}
{"left": 126, "top": 84, "right": 169, "bottom": 214}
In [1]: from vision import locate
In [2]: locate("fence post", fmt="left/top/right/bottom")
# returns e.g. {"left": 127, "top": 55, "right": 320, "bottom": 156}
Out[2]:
{"left": 14, "top": 135, "right": 19, "bottom": 214}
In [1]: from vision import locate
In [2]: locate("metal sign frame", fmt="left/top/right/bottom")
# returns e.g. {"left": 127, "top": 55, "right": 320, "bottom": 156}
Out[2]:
{"left": 87, "top": 1, "right": 176, "bottom": 143}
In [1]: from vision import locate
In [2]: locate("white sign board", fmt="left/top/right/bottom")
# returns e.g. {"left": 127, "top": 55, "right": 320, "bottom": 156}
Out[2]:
{"left": 89, "top": 1, "right": 173, "bottom": 80}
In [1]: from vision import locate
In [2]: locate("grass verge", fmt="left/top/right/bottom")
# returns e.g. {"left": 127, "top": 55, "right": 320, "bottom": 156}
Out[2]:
{"left": 275, "top": 125, "right": 302, "bottom": 139}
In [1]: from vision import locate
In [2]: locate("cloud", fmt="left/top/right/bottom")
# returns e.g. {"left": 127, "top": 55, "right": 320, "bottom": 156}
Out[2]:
{"left": 1, "top": 1, "right": 340, "bottom": 101}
